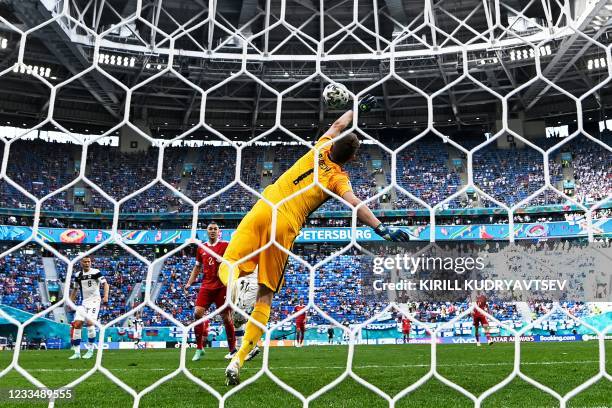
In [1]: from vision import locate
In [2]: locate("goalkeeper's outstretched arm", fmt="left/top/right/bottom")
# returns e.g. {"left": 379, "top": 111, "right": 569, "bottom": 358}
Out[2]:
{"left": 322, "top": 110, "right": 353, "bottom": 140}
{"left": 342, "top": 191, "right": 410, "bottom": 242}
{"left": 321, "top": 94, "right": 378, "bottom": 140}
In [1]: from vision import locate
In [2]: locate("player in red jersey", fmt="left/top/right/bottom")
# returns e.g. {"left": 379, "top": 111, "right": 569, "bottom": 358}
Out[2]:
{"left": 473, "top": 294, "right": 491, "bottom": 346}
{"left": 401, "top": 316, "right": 411, "bottom": 344}
{"left": 185, "top": 222, "right": 236, "bottom": 361}
{"left": 294, "top": 299, "right": 307, "bottom": 347}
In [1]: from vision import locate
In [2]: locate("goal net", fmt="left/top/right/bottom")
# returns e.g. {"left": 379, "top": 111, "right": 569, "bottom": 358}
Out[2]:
{"left": 0, "top": 0, "right": 610, "bottom": 406}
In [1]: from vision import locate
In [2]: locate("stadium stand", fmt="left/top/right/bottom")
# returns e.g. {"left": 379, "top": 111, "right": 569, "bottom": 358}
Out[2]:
{"left": 0, "top": 253, "right": 45, "bottom": 314}
{"left": 0, "top": 137, "right": 608, "bottom": 215}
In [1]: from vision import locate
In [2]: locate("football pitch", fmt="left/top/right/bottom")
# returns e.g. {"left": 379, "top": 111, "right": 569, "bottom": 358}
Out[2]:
{"left": 0, "top": 341, "right": 609, "bottom": 408}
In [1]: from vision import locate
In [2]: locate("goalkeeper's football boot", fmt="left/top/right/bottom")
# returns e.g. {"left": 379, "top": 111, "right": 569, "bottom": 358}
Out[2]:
{"left": 82, "top": 349, "right": 95, "bottom": 359}
{"left": 225, "top": 359, "right": 241, "bottom": 386}
{"left": 245, "top": 346, "right": 260, "bottom": 362}
{"left": 224, "top": 349, "right": 237, "bottom": 360}
{"left": 68, "top": 348, "right": 81, "bottom": 360}
{"left": 192, "top": 349, "right": 204, "bottom": 361}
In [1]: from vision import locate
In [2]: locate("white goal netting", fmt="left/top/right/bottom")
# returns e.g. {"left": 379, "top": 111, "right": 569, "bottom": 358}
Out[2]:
{"left": 0, "top": 0, "right": 610, "bottom": 407}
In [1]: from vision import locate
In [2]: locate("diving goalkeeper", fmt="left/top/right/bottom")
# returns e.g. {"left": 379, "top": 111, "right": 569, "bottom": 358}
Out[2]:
{"left": 219, "top": 96, "right": 410, "bottom": 385}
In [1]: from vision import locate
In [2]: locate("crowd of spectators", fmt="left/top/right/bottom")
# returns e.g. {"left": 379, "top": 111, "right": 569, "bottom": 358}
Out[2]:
{"left": 562, "top": 140, "right": 611, "bottom": 204}
{"left": 4, "top": 140, "right": 77, "bottom": 211}
{"left": 0, "top": 137, "right": 607, "bottom": 217}
{"left": 0, "top": 253, "right": 45, "bottom": 314}
{"left": 397, "top": 137, "right": 463, "bottom": 207}
{"left": 0, "top": 239, "right": 606, "bottom": 331}
{"left": 85, "top": 145, "right": 159, "bottom": 212}
{"left": 473, "top": 145, "right": 558, "bottom": 207}
{"left": 147, "top": 252, "right": 195, "bottom": 325}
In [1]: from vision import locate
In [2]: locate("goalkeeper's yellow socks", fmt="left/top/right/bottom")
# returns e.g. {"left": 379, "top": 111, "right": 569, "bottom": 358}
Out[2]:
{"left": 235, "top": 302, "right": 270, "bottom": 367}
{"left": 218, "top": 263, "right": 240, "bottom": 287}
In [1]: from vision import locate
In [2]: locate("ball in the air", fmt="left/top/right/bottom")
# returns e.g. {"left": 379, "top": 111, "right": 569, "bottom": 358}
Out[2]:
{"left": 323, "top": 83, "right": 350, "bottom": 109}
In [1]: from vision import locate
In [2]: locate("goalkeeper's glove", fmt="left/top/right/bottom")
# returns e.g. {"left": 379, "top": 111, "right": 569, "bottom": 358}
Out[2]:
{"left": 374, "top": 223, "right": 410, "bottom": 242}
{"left": 358, "top": 94, "right": 377, "bottom": 113}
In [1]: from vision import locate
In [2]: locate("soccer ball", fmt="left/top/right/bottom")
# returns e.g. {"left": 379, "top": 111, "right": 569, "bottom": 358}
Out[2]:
{"left": 323, "top": 83, "right": 350, "bottom": 109}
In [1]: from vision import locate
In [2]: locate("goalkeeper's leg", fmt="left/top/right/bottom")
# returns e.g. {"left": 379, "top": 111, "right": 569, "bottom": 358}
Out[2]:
{"left": 233, "top": 323, "right": 260, "bottom": 362}
{"left": 218, "top": 201, "right": 270, "bottom": 287}
{"left": 229, "top": 273, "right": 259, "bottom": 360}
{"left": 225, "top": 285, "right": 272, "bottom": 385}
{"left": 225, "top": 211, "right": 294, "bottom": 385}
{"left": 235, "top": 287, "right": 272, "bottom": 366}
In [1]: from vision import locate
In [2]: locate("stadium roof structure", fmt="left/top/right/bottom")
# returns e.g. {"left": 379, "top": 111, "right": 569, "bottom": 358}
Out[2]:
{"left": 0, "top": 0, "right": 610, "bottom": 140}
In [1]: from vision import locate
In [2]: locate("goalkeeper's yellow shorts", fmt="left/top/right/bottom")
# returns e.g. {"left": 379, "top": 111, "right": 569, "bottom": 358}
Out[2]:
{"left": 219, "top": 199, "right": 298, "bottom": 292}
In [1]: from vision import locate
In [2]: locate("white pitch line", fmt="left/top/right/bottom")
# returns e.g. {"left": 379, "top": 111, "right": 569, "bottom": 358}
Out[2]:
{"left": 18, "top": 360, "right": 601, "bottom": 373}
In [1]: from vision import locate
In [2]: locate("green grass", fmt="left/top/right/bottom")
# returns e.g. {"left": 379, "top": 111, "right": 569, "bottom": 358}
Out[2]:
{"left": 0, "top": 341, "right": 609, "bottom": 407}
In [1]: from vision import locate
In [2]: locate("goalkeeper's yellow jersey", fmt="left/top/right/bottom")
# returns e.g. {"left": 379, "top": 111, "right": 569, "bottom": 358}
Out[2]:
{"left": 261, "top": 134, "right": 353, "bottom": 231}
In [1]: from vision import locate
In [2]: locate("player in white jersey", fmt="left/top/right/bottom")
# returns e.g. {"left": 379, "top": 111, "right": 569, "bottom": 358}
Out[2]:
{"left": 132, "top": 314, "right": 144, "bottom": 348}
{"left": 68, "top": 255, "right": 109, "bottom": 360}
{"left": 231, "top": 269, "right": 260, "bottom": 361}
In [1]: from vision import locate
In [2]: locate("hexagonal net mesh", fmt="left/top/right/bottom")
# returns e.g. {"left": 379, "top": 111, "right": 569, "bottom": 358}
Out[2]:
{"left": 0, "top": 0, "right": 610, "bottom": 407}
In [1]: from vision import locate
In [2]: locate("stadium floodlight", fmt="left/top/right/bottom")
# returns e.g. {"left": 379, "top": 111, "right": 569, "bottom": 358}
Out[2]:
{"left": 510, "top": 46, "right": 550, "bottom": 61}
{"left": 12, "top": 62, "right": 52, "bottom": 78}
{"left": 587, "top": 57, "right": 607, "bottom": 70}
{"left": 99, "top": 52, "right": 137, "bottom": 68}
{"left": 539, "top": 46, "right": 552, "bottom": 56}
{"left": 0, "top": 38, "right": 7, "bottom": 49}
